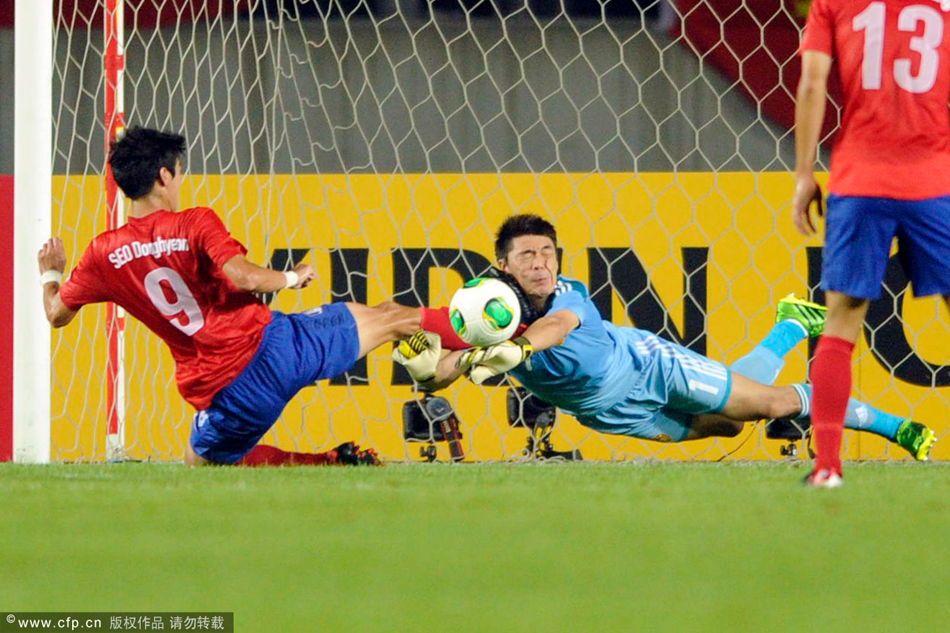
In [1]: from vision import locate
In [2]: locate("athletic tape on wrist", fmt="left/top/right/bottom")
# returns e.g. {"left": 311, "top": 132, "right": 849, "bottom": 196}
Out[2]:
{"left": 283, "top": 271, "right": 299, "bottom": 289}
{"left": 40, "top": 270, "right": 63, "bottom": 286}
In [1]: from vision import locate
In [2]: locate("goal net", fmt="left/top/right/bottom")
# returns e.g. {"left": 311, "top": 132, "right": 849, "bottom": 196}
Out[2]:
{"left": 48, "top": 0, "right": 948, "bottom": 462}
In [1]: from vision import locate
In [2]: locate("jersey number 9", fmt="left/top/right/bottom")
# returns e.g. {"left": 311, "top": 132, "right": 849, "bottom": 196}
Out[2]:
{"left": 144, "top": 267, "right": 205, "bottom": 336}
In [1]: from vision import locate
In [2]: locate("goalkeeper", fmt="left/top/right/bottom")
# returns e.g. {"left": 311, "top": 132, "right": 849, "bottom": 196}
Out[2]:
{"left": 38, "top": 127, "right": 424, "bottom": 467}
{"left": 396, "top": 214, "right": 937, "bottom": 460}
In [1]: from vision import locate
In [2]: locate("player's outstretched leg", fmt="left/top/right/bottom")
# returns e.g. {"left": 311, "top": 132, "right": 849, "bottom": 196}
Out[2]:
{"left": 346, "top": 302, "right": 422, "bottom": 359}
{"left": 236, "top": 442, "right": 382, "bottom": 466}
{"left": 778, "top": 384, "right": 938, "bottom": 461}
{"left": 730, "top": 294, "right": 826, "bottom": 385}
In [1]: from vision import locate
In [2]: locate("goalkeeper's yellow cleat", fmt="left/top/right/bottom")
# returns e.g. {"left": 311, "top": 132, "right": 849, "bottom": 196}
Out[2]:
{"left": 776, "top": 293, "right": 827, "bottom": 338}
{"left": 895, "top": 420, "right": 937, "bottom": 461}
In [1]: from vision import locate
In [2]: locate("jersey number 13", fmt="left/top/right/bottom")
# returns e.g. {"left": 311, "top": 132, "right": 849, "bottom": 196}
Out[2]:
{"left": 854, "top": 2, "right": 945, "bottom": 93}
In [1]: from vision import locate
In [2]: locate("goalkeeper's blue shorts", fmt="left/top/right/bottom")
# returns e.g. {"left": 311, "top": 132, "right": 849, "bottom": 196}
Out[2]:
{"left": 822, "top": 194, "right": 950, "bottom": 300}
{"left": 575, "top": 330, "right": 733, "bottom": 443}
{"left": 189, "top": 304, "right": 360, "bottom": 464}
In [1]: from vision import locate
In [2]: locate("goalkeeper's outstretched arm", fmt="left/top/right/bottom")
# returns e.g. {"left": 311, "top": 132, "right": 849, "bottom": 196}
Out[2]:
{"left": 403, "top": 309, "right": 580, "bottom": 389}
{"left": 517, "top": 310, "right": 579, "bottom": 351}
{"left": 423, "top": 348, "right": 473, "bottom": 391}
{"left": 462, "top": 310, "right": 579, "bottom": 385}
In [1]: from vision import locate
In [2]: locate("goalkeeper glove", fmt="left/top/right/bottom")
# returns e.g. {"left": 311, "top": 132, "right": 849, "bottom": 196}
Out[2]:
{"left": 462, "top": 337, "right": 534, "bottom": 385}
{"left": 393, "top": 330, "right": 442, "bottom": 383}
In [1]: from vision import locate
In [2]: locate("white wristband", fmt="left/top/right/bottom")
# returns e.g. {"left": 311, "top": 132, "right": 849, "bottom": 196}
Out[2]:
{"left": 40, "top": 270, "right": 63, "bottom": 286}
{"left": 283, "top": 271, "right": 299, "bottom": 289}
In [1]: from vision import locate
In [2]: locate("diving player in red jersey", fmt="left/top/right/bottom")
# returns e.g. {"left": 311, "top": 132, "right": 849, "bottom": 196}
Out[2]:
{"left": 794, "top": 0, "right": 947, "bottom": 487}
{"left": 37, "top": 127, "right": 422, "bottom": 466}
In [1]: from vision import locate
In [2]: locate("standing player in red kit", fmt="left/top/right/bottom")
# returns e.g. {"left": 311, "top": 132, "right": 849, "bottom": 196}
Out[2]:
{"left": 794, "top": 0, "right": 946, "bottom": 487}
{"left": 37, "top": 127, "right": 422, "bottom": 466}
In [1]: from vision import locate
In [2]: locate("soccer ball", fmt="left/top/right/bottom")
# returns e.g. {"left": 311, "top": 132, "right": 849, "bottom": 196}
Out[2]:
{"left": 449, "top": 277, "right": 521, "bottom": 347}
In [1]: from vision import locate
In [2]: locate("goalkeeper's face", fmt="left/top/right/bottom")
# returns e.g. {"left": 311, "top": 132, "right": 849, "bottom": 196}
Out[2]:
{"left": 499, "top": 234, "right": 559, "bottom": 303}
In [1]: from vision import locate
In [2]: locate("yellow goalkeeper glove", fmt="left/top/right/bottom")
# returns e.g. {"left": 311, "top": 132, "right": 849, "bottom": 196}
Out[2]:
{"left": 462, "top": 337, "right": 533, "bottom": 385}
{"left": 392, "top": 330, "right": 442, "bottom": 383}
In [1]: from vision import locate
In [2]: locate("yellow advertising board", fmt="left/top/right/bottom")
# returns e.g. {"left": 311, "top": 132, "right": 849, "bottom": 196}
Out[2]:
{"left": 51, "top": 172, "right": 949, "bottom": 461}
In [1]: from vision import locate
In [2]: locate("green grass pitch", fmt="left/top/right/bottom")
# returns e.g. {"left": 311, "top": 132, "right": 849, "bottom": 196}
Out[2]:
{"left": 1, "top": 461, "right": 947, "bottom": 633}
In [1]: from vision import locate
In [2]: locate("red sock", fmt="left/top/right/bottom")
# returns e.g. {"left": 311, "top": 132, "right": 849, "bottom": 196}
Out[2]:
{"left": 236, "top": 444, "right": 337, "bottom": 466}
{"left": 420, "top": 306, "right": 527, "bottom": 350}
{"left": 809, "top": 336, "right": 855, "bottom": 473}
{"left": 420, "top": 306, "right": 470, "bottom": 350}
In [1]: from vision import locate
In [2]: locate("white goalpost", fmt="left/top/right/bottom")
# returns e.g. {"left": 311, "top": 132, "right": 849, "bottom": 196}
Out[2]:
{"left": 23, "top": 0, "right": 947, "bottom": 464}
{"left": 13, "top": 0, "right": 53, "bottom": 463}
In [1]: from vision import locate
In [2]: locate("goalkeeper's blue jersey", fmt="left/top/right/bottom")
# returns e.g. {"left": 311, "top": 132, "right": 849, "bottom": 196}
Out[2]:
{"left": 509, "top": 276, "right": 731, "bottom": 440}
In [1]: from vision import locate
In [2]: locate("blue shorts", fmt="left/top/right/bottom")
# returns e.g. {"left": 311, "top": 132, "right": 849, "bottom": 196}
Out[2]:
{"left": 823, "top": 194, "right": 950, "bottom": 299}
{"left": 578, "top": 405, "right": 699, "bottom": 443}
{"left": 189, "top": 304, "right": 360, "bottom": 464}
{"left": 576, "top": 333, "right": 733, "bottom": 442}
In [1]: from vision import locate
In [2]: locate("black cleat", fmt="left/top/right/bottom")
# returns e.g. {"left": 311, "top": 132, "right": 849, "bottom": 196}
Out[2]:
{"left": 765, "top": 417, "right": 811, "bottom": 441}
{"left": 333, "top": 442, "right": 383, "bottom": 466}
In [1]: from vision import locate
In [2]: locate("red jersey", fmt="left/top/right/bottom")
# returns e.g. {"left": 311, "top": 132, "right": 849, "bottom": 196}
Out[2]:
{"left": 802, "top": 0, "right": 950, "bottom": 199}
{"left": 60, "top": 207, "right": 272, "bottom": 410}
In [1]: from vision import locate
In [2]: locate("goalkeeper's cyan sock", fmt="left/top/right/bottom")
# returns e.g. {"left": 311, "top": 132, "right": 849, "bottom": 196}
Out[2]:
{"left": 809, "top": 335, "right": 855, "bottom": 473}
{"left": 731, "top": 320, "right": 806, "bottom": 384}
{"left": 792, "top": 383, "right": 904, "bottom": 440}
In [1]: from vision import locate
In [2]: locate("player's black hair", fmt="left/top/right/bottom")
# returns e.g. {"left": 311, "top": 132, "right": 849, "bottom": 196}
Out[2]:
{"left": 494, "top": 213, "right": 558, "bottom": 261}
{"left": 108, "top": 126, "right": 186, "bottom": 200}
